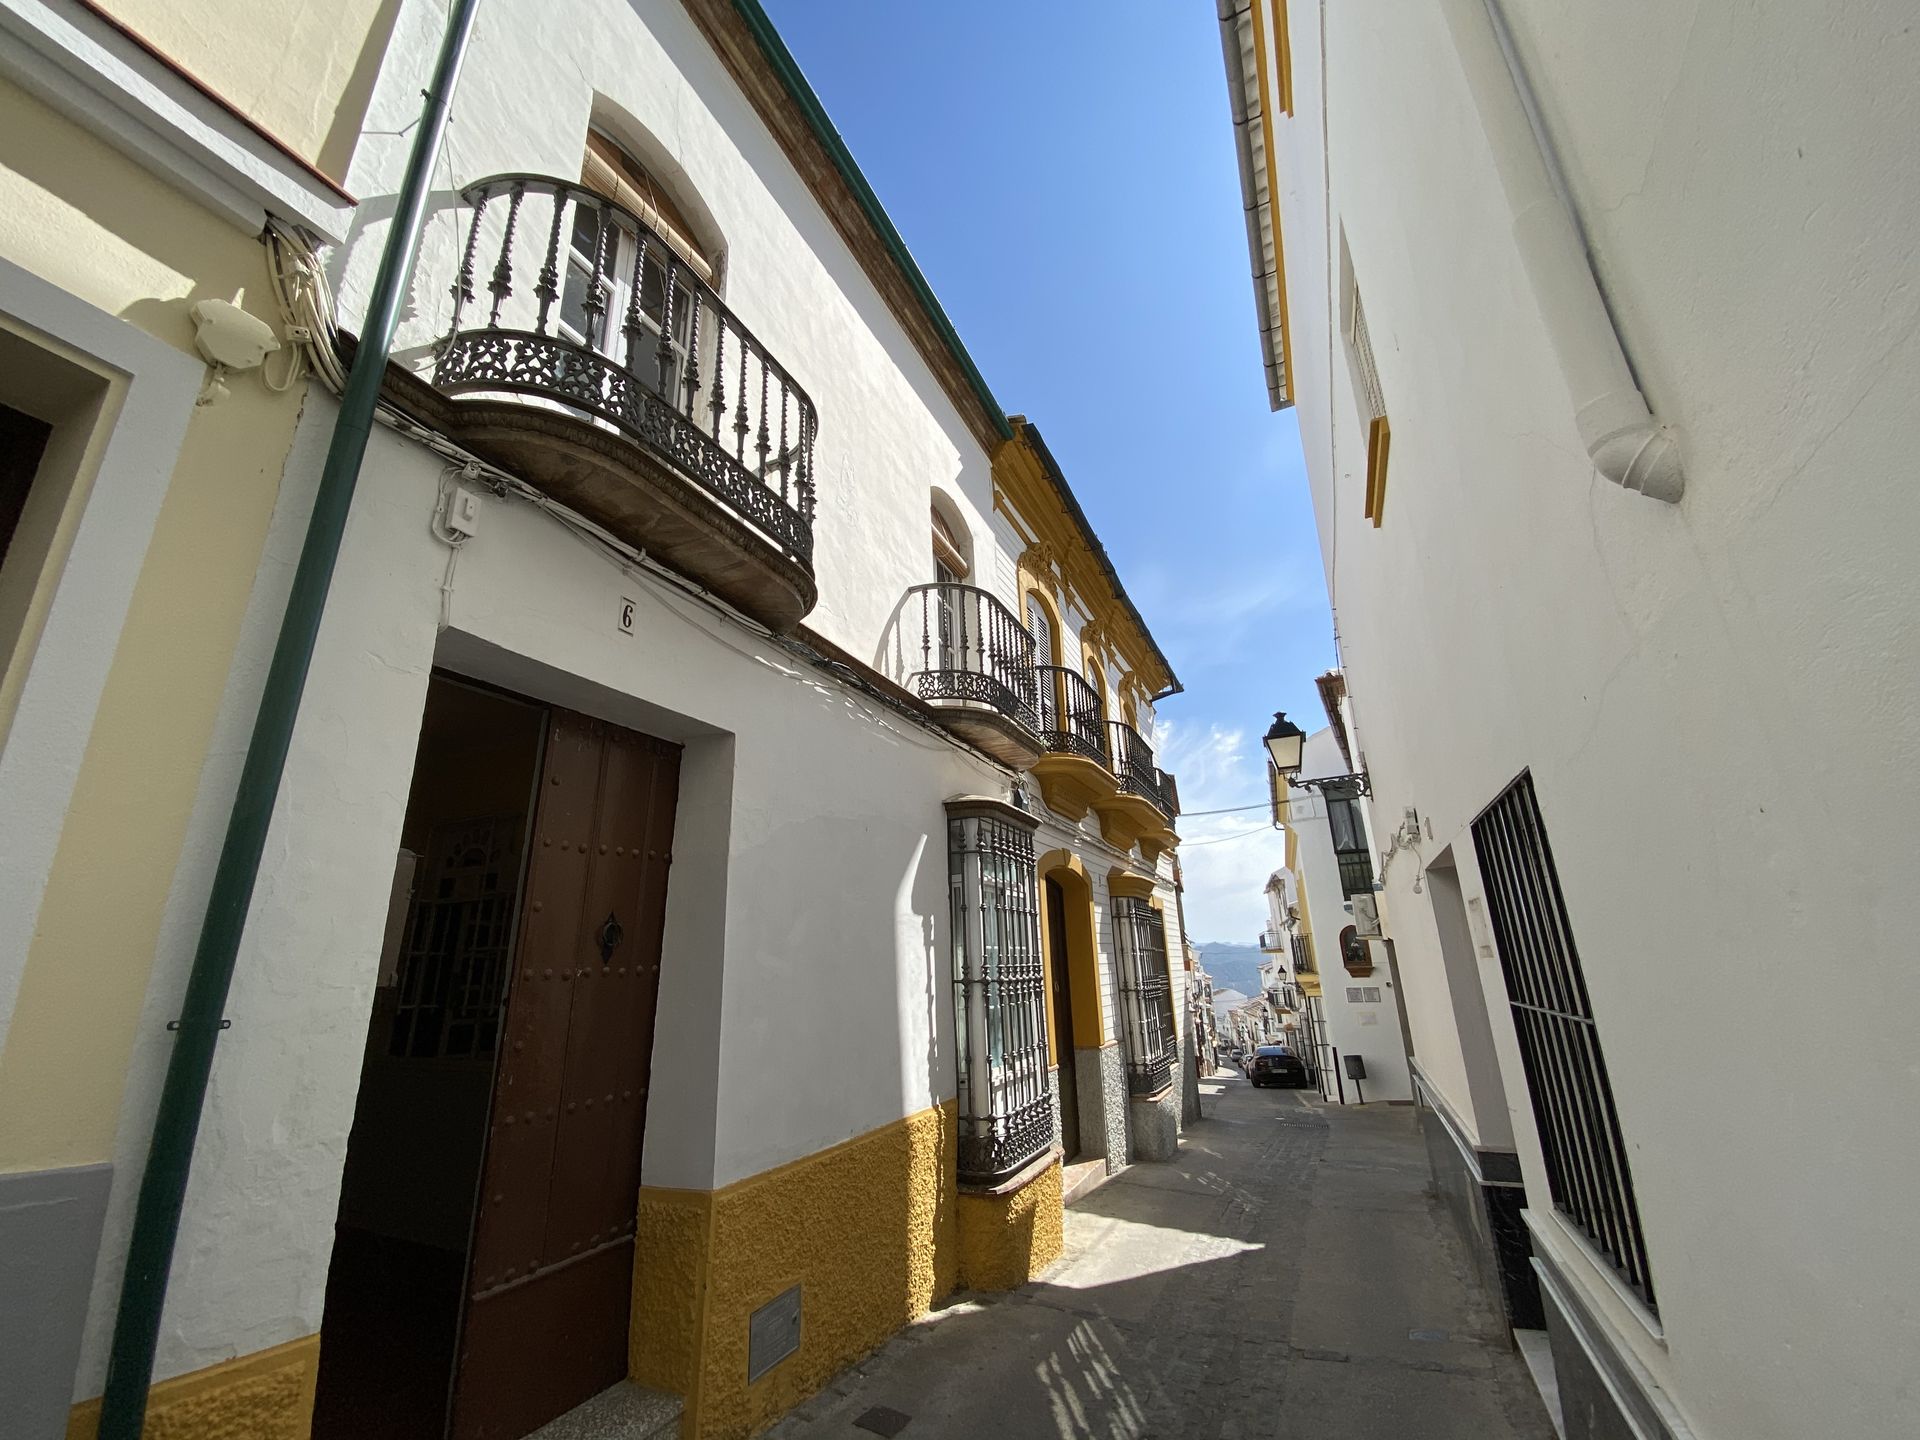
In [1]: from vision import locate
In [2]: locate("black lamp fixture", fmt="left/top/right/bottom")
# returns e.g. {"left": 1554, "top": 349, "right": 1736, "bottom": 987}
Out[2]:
{"left": 1263, "top": 710, "right": 1371, "bottom": 796}
{"left": 1263, "top": 712, "right": 1306, "bottom": 778}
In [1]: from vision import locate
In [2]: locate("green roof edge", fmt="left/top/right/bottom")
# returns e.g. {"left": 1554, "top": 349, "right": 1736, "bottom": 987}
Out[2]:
{"left": 731, "top": 0, "right": 1014, "bottom": 442}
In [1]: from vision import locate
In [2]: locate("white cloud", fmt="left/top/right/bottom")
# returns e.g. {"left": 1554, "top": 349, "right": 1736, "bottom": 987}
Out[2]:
{"left": 1158, "top": 719, "right": 1287, "bottom": 943}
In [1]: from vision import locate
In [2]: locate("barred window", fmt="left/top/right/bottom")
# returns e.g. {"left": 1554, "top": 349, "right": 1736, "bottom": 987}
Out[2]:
{"left": 1474, "top": 772, "right": 1656, "bottom": 1311}
{"left": 947, "top": 798, "right": 1053, "bottom": 1185}
{"left": 1113, "top": 895, "right": 1176, "bottom": 1096}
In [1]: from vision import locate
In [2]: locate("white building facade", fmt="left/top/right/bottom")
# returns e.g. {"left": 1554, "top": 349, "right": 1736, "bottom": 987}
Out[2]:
{"left": 1224, "top": 1, "right": 1920, "bottom": 1438}
{"left": 9, "top": 3, "right": 1190, "bottom": 1438}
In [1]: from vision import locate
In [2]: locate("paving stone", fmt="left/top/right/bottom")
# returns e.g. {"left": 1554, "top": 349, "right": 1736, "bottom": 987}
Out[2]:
{"left": 765, "top": 1078, "right": 1554, "bottom": 1440}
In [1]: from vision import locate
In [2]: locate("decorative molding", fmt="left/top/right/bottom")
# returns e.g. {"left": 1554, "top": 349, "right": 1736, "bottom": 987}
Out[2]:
{"left": 0, "top": 0, "right": 355, "bottom": 242}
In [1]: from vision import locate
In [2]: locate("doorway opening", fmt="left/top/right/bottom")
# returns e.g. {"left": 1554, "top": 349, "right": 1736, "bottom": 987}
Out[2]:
{"left": 1043, "top": 875, "right": 1080, "bottom": 1161}
{"left": 313, "top": 677, "right": 546, "bottom": 1440}
{"left": 313, "top": 674, "right": 683, "bottom": 1440}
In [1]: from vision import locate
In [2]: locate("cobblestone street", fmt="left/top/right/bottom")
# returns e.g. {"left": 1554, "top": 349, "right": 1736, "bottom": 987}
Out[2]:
{"left": 769, "top": 1072, "right": 1553, "bottom": 1440}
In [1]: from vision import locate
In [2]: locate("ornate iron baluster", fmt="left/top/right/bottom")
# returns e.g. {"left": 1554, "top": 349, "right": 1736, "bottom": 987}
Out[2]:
{"left": 533, "top": 186, "right": 565, "bottom": 334}
{"left": 622, "top": 230, "right": 651, "bottom": 373}
{"left": 799, "top": 409, "right": 816, "bottom": 522}
{"left": 707, "top": 313, "right": 727, "bottom": 437}
{"left": 487, "top": 182, "right": 525, "bottom": 328}
{"left": 580, "top": 198, "right": 609, "bottom": 348}
{"left": 681, "top": 292, "right": 702, "bottom": 415}
{"left": 733, "top": 346, "right": 749, "bottom": 462}
{"left": 449, "top": 189, "right": 485, "bottom": 332}
{"left": 755, "top": 365, "right": 771, "bottom": 477}
{"left": 655, "top": 255, "right": 679, "bottom": 396}
{"left": 777, "top": 387, "right": 790, "bottom": 506}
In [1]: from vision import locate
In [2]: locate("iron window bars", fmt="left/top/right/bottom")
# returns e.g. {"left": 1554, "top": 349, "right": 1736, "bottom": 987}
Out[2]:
{"left": 1473, "top": 772, "right": 1656, "bottom": 1311}
{"left": 437, "top": 175, "right": 818, "bottom": 566}
{"left": 1290, "top": 930, "right": 1317, "bottom": 975}
{"left": 910, "top": 583, "right": 1041, "bottom": 732}
{"left": 947, "top": 797, "right": 1054, "bottom": 1185}
{"left": 1113, "top": 895, "right": 1176, "bottom": 1097}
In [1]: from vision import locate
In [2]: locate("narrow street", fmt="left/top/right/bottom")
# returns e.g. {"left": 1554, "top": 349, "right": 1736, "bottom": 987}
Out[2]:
{"left": 770, "top": 1073, "right": 1553, "bottom": 1440}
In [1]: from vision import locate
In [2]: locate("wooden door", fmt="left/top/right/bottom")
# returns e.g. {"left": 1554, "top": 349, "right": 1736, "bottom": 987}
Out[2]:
{"left": 1044, "top": 877, "right": 1080, "bottom": 1161}
{"left": 448, "top": 710, "right": 681, "bottom": 1440}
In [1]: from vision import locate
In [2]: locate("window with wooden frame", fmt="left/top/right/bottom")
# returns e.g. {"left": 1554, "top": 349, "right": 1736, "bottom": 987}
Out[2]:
{"left": 931, "top": 499, "right": 969, "bottom": 583}
{"left": 562, "top": 129, "right": 717, "bottom": 376}
{"left": 1348, "top": 284, "right": 1391, "bottom": 527}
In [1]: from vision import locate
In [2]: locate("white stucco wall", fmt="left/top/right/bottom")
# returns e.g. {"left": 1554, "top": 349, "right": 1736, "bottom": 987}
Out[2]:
{"left": 332, "top": 0, "right": 998, "bottom": 668}
{"left": 1286, "top": 729, "right": 1411, "bottom": 1106}
{"left": 1273, "top": 2, "right": 1920, "bottom": 1434}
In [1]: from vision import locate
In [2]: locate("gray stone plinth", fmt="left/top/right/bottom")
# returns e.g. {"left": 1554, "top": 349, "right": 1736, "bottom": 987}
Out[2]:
{"left": 0, "top": 1162, "right": 111, "bottom": 1440}
{"left": 1128, "top": 1085, "right": 1180, "bottom": 1162}
{"left": 1084, "top": 1042, "right": 1130, "bottom": 1175}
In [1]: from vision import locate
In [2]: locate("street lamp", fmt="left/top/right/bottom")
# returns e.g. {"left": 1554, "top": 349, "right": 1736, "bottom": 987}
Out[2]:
{"left": 1263, "top": 709, "right": 1371, "bottom": 796}
{"left": 1264, "top": 711, "right": 1306, "bottom": 779}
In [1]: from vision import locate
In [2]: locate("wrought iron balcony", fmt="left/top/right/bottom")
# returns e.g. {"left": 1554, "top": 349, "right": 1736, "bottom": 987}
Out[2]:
{"left": 1258, "top": 928, "right": 1286, "bottom": 952}
{"left": 1107, "top": 722, "right": 1178, "bottom": 824}
{"left": 1034, "top": 666, "right": 1108, "bottom": 763}
{"left": 431, "top": 174, "right": 818, "bottom": 629}
{"left": 906, "top": 583, "right": 1042, "bottom": 768}
{"left": 1291, "top": 932, "right": 1317, "bottom": 975}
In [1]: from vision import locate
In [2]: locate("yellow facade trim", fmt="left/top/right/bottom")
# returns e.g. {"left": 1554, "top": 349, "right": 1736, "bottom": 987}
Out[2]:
{"left": 1106, "top": 869, "right": 1157, "bottom": 902}
{"left": 67, "top": 1333, "right": 319, "bottom": 1440}
{"left": 0, "top": 78, "right": 312, "bottom": 1172}
{"left": 990, "top": 433, "right": 1174, "bottom": 696}
{"left": 1247, "top": 0, "right": 1296, "bottom": 405}
{"left": 634, "top": 1101, "right": 960, "bottom": 1439}
{"left": 1037, "top": 850, "right": 1107, "bottom": 1054}
{"left": 1364, "top": 414, "right": 1391, "bottom": 526}
{"left": 956, "top": 1159, "right": 1063, "bottom": 1291}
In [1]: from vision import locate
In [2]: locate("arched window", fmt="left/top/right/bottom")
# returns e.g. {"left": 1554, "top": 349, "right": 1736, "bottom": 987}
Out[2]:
{"left": 931, "top": 498, "right": 969, "bottom": 583}
{"left": 560, "top": 129, "right": 717, "bottom": 370}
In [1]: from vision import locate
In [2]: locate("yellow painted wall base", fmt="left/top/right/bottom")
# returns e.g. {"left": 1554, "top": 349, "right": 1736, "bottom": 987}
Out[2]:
{"left": 66, "top": 1333, "right": 319, "bottom": 1440}
{"left": 633, "top": 1102, "right": 959, "bottom": 1440}
{"left": 956, "top": 1159, "right": 1064, "bottom": 1292}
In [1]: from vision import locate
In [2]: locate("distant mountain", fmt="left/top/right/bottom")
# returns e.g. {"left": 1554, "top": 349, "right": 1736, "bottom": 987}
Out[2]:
{"left": 1194, "top": 940, "right": 1266, "bottom": 998}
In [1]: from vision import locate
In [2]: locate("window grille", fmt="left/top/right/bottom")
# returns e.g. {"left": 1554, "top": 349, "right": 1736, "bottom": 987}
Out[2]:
{"left": 947, "top": 798, "right": 1053, "bottom": 1185}
{"left": 390, "top": 815, "right": 524, "bottom": 1060}
{"left": 1113, "top": 895, "right": 1176, "bottom": 1096}
{"left": 1473, "top": 772, "right": 1656, "bottom": 1311}
{"left": 1290, "top": 930, "right": 1317, "bottom": 975}
{"left": 1350, "top": 287, "right": 1386, "bottom": 421}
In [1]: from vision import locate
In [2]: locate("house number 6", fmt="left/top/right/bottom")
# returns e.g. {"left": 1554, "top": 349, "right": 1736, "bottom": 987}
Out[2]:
{"left": 619, "top": 597, "right": 635, "bottom": 636}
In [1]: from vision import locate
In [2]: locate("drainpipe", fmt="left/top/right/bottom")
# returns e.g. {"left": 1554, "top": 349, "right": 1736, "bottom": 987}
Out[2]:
{"left": 1441, "top": 0, "right": 1684, "bottom": 502}
{"left": 97, "top": 2, "right": 484, "bottom": 1433}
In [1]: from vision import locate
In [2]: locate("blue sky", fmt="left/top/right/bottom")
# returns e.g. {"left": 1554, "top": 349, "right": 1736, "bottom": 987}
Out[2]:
{"left": 761, "top": 1, "right": 1335, "bottom": 941}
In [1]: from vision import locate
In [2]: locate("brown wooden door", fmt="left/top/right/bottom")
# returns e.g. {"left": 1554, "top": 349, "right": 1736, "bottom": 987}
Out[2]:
{"left": 448, "top": 709, "right": 681, "bottom": 1440}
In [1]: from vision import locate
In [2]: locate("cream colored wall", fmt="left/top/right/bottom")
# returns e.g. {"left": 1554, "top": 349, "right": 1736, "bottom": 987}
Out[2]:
{"left": 94, "top": 0, "right": 398, "bottom": 178}
{"left": 0, "top": 78, "right": 311, "bottom": 1171}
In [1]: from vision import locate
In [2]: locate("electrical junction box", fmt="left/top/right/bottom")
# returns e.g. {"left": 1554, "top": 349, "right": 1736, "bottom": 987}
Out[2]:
{"left": 1351, "top": 893, "right": 1382, "bottom": 938}
{"left": 445, "top": 486, "right": 482, "bottom": 538}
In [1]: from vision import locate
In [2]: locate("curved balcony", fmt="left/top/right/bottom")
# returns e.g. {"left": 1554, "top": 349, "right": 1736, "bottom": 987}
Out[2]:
{"left": 433, "top": 175, "right": 818, "bottom": 630}
{"left": 1029, "top": 665, "right": 1113, "bottom": 821}
{"left": 905, "top": 583, "right": 1042, "bottom": 768}
{"left": 1092, "top": 720, "right": 1181, "bottom": 861}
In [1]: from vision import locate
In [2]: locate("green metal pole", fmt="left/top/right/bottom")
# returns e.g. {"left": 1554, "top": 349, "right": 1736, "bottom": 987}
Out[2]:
{"left": 97, "top": 3, "right": 483, "bottom": 1433}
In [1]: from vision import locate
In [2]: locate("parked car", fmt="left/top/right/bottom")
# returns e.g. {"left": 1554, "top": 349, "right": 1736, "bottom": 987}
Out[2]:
{"left": 1249, "top": 1044, "right": 1310, "bottom": 1088}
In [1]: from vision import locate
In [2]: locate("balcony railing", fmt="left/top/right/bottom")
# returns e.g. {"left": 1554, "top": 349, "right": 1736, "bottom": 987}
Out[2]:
{"left": 1034, "top": 666, "right": 1107, "bottom": 763}
{"left": 1336, "top": 847, "right": 1376, "bottom": 899}
{"left": 1291, "top": 931, "right": 1317, "bottom": 975}
{"left": 1107, "top": 721, "right": 1178, "bottom": 823}
{"left": 436, "top": 174, "right": 817, "bottom": 566}
{"left": 1258, "top": 928, "right": 1286, "bottom": 952}
{"left": 907, "top": 583, "right": 1039, "bottom": 730}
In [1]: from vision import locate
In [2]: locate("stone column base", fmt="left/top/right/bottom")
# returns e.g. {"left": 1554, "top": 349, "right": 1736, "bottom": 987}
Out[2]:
{"left": 956, "top": 1151, "right": 1064, "bottom": 1292}
{"left": 1127, "top": 1086, "right": 1180, "bottom": 1162}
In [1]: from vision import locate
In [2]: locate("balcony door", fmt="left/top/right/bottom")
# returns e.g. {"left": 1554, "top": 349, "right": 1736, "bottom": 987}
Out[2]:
{"left": 558, "top": 203, "right": 693, "bottom": 398}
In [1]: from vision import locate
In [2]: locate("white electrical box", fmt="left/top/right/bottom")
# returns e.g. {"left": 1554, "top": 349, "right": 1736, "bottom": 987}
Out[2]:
{"left": 1351, "top": 893, "right": 1383, "bottom": 938}
{"left": 445, "top": 485, "right": 483, "bottom": 538}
